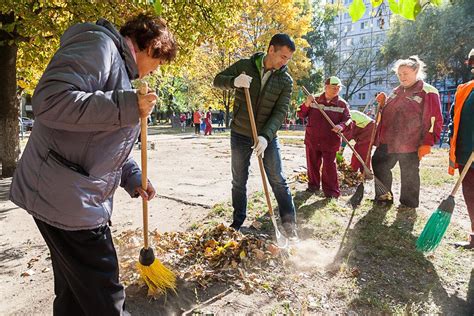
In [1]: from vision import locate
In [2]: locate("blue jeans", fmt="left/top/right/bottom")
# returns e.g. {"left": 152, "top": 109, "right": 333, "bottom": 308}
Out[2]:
{"left": 231, "top": 131, "right": 296, "bottom": 226}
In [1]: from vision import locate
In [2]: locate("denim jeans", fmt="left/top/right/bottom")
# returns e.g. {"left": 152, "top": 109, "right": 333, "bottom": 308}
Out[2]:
{"left": 231, "top": 131, "right": 296, "bottom": 226}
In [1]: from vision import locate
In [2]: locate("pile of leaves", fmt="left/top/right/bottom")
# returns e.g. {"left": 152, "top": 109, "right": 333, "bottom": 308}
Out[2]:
{"left": 336, "top": 159, "right": 363, "bottom": 187}
{"left": 293, "top": 160, "right": 362, "bottom": 188}
{"left": 114, "top": 224, "right": 287, "bottom": 296}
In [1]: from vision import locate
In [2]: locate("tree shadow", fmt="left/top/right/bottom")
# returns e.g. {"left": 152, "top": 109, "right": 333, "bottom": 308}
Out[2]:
{"left": 332, "top": 205, "right": 469, "bottom": 314}
{"left": 0, "top": 178, "right": 11, "bottom": 201}
{"left": 467, "top": 269, "right": 474, "bottom": 315}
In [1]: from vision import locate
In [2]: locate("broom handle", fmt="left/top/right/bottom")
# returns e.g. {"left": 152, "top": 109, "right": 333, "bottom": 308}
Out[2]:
{"left": 451, "top": 151, "right": 474, "bottom": 196}
{"left": 139, "top": 83, "right": 149, "bottom": 249}
{"left": 243, "top": 75, "right": 274, "bottom": 217}
{"left": 301, "top": 86, "right": 372, "bottom": 176}
{"left": 141, "top": 118, "right": 149, "bottom": 249}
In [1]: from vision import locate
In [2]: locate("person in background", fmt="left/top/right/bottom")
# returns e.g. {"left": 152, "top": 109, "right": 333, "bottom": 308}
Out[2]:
{"left": 9, "top": 13, "right": 177, "bottom": 315}
{"left": 204, "top": 106, "right": 213, "bottom": 136}
{"left": 193, "top": 108, "right": 202, "bottom": 134}
{"left": 218, "top": 109, "right": 225, "bottom": 127}
{"left": 297, "top": 76, "right": 351, "bottom": 199}
{"left": 180, "top": 112, "right": 187, "bottom": 132}
{"left": 373, "top": 55, "right": 443, "bottom": 210}
{"left": 449, "top": 48, "right": 474, "bottom": 249}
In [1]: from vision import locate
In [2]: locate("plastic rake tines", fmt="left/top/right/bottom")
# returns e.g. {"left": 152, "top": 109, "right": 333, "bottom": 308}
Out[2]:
{"left": 416, "top": 209, "right": 452, "bottom": 252}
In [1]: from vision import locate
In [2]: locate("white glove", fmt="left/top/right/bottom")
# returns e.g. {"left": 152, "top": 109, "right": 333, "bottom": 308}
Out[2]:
{"left": 252, "top": 136, "right": 268, "bottom": 158}
{"left": 234, "top": 74, "right": 252, "bottom": 88}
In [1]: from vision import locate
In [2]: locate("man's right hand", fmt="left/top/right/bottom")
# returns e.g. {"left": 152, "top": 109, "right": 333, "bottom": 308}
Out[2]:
{"left": 137, "top": 91, "right": 158, "bottom": 119}
{"left": 305, "top": 95, "right": 316, "bottom": 107}
{"left": 234, "top": 74, "right": 252, "bottom": 88}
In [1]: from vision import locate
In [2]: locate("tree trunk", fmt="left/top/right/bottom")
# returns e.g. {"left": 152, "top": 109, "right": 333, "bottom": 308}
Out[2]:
{"left": 0, "top": 15, "right": 20, "bottom": 177}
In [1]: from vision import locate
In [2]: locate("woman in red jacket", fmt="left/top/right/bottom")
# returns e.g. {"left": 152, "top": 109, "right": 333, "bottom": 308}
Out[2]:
{"left": 373, "top": 56, "right": 443, "bottom": 210}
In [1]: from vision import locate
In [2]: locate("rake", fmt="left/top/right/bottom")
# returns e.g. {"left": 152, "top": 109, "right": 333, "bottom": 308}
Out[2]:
{"left": 300, "top": 86, "right": 391, "bottom": 207}
{"left": 243, "top": 77, "right": 288, "bottom": 248}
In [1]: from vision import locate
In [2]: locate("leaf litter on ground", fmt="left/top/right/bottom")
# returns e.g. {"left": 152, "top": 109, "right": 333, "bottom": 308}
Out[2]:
{"left": 293, "top": 159, "right": 362, "bottom": 188}
{"left": 114, "top": 223, "right": 293, "bottom": 298}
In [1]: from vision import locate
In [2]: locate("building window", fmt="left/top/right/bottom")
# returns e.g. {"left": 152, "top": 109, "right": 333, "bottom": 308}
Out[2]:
{"left": 361, "top": 78, "right": 367, "bottom": 86}
{"left": 360, "top": 21, "right": 367, "bottom": 29}
{"left": 358, "top": 93, "right": 366, "bottom": 100}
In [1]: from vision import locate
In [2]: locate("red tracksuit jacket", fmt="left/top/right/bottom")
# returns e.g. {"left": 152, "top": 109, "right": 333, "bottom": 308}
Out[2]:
{"left": 376, "top": 80, "right": 443, "bottom": 153}
{"left": 297, "top": 93, "right": 351, "bottom": 152}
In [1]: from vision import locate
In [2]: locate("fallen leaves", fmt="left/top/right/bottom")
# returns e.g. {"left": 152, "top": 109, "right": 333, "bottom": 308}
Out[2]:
{"left": 114, "top": 224, "right": 288, "bottom": 298}
{"left": 293, "top": 159, "right": 362, "bottom": 188}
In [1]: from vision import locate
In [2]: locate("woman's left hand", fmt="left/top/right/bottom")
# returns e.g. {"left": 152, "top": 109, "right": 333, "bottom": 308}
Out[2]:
{"left": 418, "top": 145, "right": 431, "bottom": 160}
{"left": 135, "top": 180, "right": 156, "bottom": 201}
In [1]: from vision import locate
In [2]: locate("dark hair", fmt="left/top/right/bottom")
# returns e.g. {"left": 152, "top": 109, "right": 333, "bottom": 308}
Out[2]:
{"left": 120, "top": 13, "right": 177, "bottom": 62}
{"left": 268, "top": 33, "right": 296, "bottom": 52}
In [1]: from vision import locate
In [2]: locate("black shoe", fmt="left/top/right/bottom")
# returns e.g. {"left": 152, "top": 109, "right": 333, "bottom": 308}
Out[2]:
{"left": 305, "top": 187, "right": 319, "bottom": 193}
{"left": 397, "top": 204, "right": 416, "bottom": 212}
{"left": 282, "top": 222, "right": 299, "bottom": 242}
{"left": 229, "top": 221, "right": 242, "bottom": 231}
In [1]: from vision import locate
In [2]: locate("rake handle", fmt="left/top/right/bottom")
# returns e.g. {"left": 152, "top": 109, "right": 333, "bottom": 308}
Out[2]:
{"left": 243, "top": 82, "right": 274, "bottom": 217}
{"left": 451, "top": 151, "right": 474, "bottom": 196}
{"left": 301, "top": 86, "right": 372, "bottom": 176}
{"left": 139, "top": 83, "right": 150, "bottom": 249}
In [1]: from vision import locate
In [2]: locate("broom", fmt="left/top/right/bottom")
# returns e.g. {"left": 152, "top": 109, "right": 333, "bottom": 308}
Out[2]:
{"left": 136, "top": 82, "right": 176, "bottom": 295}
{"left": 300, "top": 86, "right": 391, "bottom": 206}
{"left": 416, "top": 151, "right": 474, "bottom": 252}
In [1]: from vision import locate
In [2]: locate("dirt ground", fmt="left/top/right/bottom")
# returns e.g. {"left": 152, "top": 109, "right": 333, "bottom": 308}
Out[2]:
{"left": 0, "top": 129, "right": 472, "bottom": 315}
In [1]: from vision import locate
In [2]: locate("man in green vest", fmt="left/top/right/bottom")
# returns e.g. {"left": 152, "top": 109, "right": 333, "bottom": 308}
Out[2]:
{"left": 213, "top": 34, "right": 297, "bottom": 241}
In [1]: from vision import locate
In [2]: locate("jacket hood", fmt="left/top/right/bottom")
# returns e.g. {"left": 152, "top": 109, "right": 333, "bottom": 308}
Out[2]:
{"left": 60, "top": 19, "right": 139, "bottom": 80}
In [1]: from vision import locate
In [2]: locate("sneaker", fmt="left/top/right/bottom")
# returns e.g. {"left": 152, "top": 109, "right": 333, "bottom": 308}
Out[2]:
{"left": 372, "top": 195, "right": 393, "bottom": 206}
{"left": 282, "top": 222, "right": 299, "bottom": 242}
{"left": 453, "top": 241, "right": 474, "bottom": 250}
{"left": 229, "top": 221, "right": 242, "bottom": 231}
{"left": 453, "top": 234, "right": 474, "bottom": 250}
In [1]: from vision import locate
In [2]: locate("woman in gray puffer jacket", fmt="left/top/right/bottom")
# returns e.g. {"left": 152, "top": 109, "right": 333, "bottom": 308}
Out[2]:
{"left": 9, "top": 13, "right": 176, "bottom": 315}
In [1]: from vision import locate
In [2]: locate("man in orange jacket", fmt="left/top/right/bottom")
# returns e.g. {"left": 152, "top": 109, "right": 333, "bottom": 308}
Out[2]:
{"left": 193, "top": 109, "right": 202, "bottom": 134}
{"left": 449, "top": 49, "right": 474, "bottom": 249}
